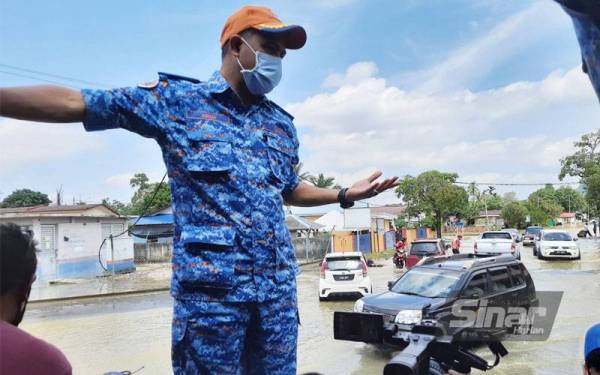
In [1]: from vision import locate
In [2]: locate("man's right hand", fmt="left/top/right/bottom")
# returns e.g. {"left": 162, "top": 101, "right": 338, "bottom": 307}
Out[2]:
{"left": 0, "top": 85, "right": 84, "bottom": 123}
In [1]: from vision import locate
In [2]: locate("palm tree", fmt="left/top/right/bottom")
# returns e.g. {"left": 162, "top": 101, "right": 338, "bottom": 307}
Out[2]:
{"left": 294, "top": 162, "right": 313, "bottom": 182}
{"left": 467, "top": 182, "right": 480, "bottom": 201}
{"left": 308, "top": 173, "right": 336, "bottom": 189}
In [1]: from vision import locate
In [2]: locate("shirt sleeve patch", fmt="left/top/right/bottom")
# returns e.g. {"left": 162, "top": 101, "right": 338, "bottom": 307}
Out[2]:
{"left": 138, "top": 80, "right": 159, "bottom": 89}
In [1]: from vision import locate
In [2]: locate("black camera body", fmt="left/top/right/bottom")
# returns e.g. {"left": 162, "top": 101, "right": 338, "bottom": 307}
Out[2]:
{"left": 333, "top": 312, "right": 508, "bottom": 375}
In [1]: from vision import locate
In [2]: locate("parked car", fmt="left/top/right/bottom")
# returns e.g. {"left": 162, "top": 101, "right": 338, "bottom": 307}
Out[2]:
{"left": 533, "top": 229, "right": 581, "bottom": 260}
{"left": 405, "top": 239, "right": 449, "bottom": 269}
{"left": 353, "top": 254, "right": 537, "bottom": 344}
{"left": 523, "top": 226, "right": 543, "bottom": 246}
{"left": 474, "top": 231, "right": 520, "bottom": 260}
{"left": 504, "top": 228, "right": 522, "bottom": 243}
{"left": 319, "top": 252, "right": 372, "bottom": 301}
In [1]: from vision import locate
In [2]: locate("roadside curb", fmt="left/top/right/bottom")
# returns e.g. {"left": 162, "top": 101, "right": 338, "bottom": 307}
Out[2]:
{"left": 29, "top": 261, "right": 322, "bottom": 304}
{"left": 29, "top": 287, "right": 170, "bottom": 304}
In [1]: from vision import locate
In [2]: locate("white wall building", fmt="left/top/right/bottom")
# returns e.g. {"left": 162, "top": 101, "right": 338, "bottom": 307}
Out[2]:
{"left": 0, "top": 204, "right": 134, "bottom": 283}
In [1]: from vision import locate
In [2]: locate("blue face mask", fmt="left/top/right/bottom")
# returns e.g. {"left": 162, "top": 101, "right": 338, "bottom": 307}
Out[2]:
{"left": 237, "top": 37, "right": 282, "bottom": 95}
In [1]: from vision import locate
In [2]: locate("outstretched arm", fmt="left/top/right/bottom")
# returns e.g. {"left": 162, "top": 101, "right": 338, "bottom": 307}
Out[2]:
{"left": 0, "top": 85, "right": 85, "bottom": 123}
{"left": 284, "top": 171, "right": 399, "bottom": 207}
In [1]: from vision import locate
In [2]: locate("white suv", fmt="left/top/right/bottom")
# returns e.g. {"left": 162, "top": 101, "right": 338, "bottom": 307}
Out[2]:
{"left": 318, "top": 252, "right": 372, "bottom": 301}
{"left": 535, "top": 229, "right": 581, "bottom": 260}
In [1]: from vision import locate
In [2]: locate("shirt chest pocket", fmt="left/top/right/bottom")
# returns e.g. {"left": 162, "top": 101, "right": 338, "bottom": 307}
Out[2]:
{"left": 265, "top": 133, "right": 298, "bottom": 191}
{"left": 176, "top": 225, "right": 237, "bottom": 293}
{"left": 184, "top": 128, "right": 234, "bottom": 174}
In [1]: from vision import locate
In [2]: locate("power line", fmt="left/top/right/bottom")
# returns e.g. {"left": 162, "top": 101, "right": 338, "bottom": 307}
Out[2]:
{"left": 0, "top": 62, "right": 115, "bottom": 88}
{"left": 0, "top": 70, "right": 83, "bottom": 90}
{"left": 454, "top": 181, "right": 578, "bottom": 187}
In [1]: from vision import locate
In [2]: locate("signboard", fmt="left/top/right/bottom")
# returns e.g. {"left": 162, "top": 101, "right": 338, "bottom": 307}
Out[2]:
{"left": 344, "top": 207, "right": 371, "bottom": 230}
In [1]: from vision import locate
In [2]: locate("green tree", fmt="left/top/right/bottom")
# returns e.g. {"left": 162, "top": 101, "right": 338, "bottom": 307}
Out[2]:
{"left": 483, "top": 194, "right": 504, "bottom": 210}
{"left": 462, "top": 183, "right": 483, "bottom": 224}
{"left": 527, "top": 186, "right": 563, "bottom": 225}
{"left": 502, "top": 192, "right": 517, "bottom": 203}
{"left": 582, "top": 162, "right": 600, "bottom": 217}
{"left": 101, "top": 198, "right": 129, "bottom": 215}
{"left": 559, "top": 129, "right": 600, "bottom": 180}
{"left": 0, "top": 189, "right": 51, "bottom": 208}
{"left": 554, "top": 186, "right": 586, "bottom": 213}
{"left": 501, "top": 201, "right": 529, "bottom": 229}
{"left": 395, "top": 171, "right": 468, "bottom": 238}
{"left": 128, "top": 173, "right": 171, "bottom": 216}
{"left": 293, "top": 162, "right": 313, "bottom": 182}
{"left": 559, "top": 129, "right": 600, "bottom": 217}
{"left": 307, "top": 173, "right": 336, "bottom": 189}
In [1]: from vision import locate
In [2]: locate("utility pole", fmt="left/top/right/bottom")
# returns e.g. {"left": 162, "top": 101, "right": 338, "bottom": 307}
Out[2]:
{"left": 484, "top": 196, "right": 489, "bottom": 230}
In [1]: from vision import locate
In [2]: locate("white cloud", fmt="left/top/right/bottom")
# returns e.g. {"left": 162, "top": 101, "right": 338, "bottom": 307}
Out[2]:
{"left": 0, "top": 119, "right": 104, "bottom": 173}
{"left": 400, "top": 1, "right": 570, "bottom": 93}
{"left": 105, "top": 171, "right": 167, "bottom": 188}
{"left": 286, "top": 59, "right": 599, "bottom": 200}
{"left": 105, "top": 173, "right": 136, "bottom": 188}
{"left": 322, "top": 62, "right": 379, "bottom": 89}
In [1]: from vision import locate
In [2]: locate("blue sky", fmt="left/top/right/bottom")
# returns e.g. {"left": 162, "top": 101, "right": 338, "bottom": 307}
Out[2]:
{"left": 1, "top": 0, "right": 598, "bottom": 209}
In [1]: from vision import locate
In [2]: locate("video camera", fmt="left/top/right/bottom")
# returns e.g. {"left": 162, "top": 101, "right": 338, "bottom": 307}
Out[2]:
{"left": 333, "top": 312, "right": 508, "bottom": 375}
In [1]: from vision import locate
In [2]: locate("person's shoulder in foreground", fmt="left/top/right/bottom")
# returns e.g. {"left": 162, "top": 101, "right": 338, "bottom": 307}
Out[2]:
{"left": 0, "top": 321, "right": 72, "bottom": 375}
{"left": 584, "top": 323, "right": 600, "bottom": 375}
{"left": 0, "top": 223, "right": 72, "bottom": 375}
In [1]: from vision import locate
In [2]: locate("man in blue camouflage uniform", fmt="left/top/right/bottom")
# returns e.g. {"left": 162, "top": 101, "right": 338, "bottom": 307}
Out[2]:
{"left": 0, "top": 5, "right": 399, "bottom": 374}
{"left": 556, "top": 0, "right": 600, "bottom": 101}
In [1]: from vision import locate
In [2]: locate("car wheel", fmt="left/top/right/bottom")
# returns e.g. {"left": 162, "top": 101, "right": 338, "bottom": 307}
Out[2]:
{"left": 537, "top": 251, "right": 544, "bottom": 260}
{"left": 533, "top": 248, "right": 537, "bottom": 256}
{"left": 319, "top": 296, "right": 327, "bottom": 302}
{"left": 575, "top": 253, "right": 581, "bottom": 260}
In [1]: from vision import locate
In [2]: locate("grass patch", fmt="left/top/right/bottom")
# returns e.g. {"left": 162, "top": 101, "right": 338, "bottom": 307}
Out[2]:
{"left": 365, "top": 249, "right": 396, "bottom": 261}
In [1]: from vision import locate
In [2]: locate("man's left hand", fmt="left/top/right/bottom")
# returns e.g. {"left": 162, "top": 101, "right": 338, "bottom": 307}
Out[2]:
{"left": 345, "top": 171, "right": 399, "bottom": 202}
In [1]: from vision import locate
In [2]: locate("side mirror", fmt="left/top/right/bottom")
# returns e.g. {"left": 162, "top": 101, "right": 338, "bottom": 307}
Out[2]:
{"left": 463, "top": 291, "right": 481, "bottom": 299}
{"left": 388, "top": 281, "right": 395, "bottom": 290}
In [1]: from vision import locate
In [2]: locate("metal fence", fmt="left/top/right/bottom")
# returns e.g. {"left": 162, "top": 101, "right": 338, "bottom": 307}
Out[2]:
{"left": 134, "top": 242, "right": 173, "bottom": 263}
{"left": 292, "top": 234, "right": 331, "bottom": 265}
{"left": 134, "top": 233, "right": 332, "bottom": 265}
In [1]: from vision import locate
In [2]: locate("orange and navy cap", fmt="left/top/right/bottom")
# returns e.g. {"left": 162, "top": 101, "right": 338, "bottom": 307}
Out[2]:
{"left": 220, "top": 5, "right": 307, "bottom": 50}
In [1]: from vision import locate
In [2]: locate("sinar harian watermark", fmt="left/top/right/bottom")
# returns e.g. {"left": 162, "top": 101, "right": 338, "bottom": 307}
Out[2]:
{"left": 447, "top": 291, "right": 563, "bottom": 341}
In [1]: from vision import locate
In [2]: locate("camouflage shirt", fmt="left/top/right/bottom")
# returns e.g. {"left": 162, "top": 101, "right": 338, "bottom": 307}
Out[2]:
{"left": 82, "top": 71, "right": 300, "bottom": 302}
{"left": 558, "top": 0, "right": 600, "bottom": 100}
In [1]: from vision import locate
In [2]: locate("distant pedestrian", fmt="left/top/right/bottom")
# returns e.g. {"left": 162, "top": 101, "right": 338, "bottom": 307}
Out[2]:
{"left": 451, "top": 234, "right": 463, "bottom": 255}
{"left": 594, "top": 220, "right": 598, "bottom": 237}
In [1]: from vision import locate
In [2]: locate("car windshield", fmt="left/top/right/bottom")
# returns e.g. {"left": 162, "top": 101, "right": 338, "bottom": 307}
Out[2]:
{"left": 326, "top": 257, "right": 362, "bottom": 271}
{"left": 526, "top": 227, "right": 542, "bottom": 235}
{"left": 481, "top": 232, "right": 512, "bottom": 240}
{"left": 410, "top": 242, "right": 438, "bottom": 255}
{"left": 543, "top": 232, "right": 572, "bottom": 241}
{"left": 391, "top": 268, "right": 461, "bottom": 298}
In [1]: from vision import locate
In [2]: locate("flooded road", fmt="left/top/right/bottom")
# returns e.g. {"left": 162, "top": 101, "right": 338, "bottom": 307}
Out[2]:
{"left": 22, "top": 236, "right": 600, "bottom": 374}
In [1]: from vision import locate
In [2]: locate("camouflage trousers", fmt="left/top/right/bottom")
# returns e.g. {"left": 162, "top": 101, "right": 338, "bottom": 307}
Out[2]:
{"left": 171, "top": 293, "right": 298, "bottom": 375}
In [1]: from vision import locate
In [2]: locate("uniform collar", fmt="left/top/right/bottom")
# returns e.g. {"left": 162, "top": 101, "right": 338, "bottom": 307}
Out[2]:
{"left": 206, "top": 71, "right": 231, "bottom": 94}
{"left": 207, "top": 70, "right": 275, "bottom": 110}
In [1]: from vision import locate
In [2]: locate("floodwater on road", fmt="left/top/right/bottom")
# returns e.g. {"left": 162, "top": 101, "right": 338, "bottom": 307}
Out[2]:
{"left": 22, "top": 236, "right": 600, "bottom": 375}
